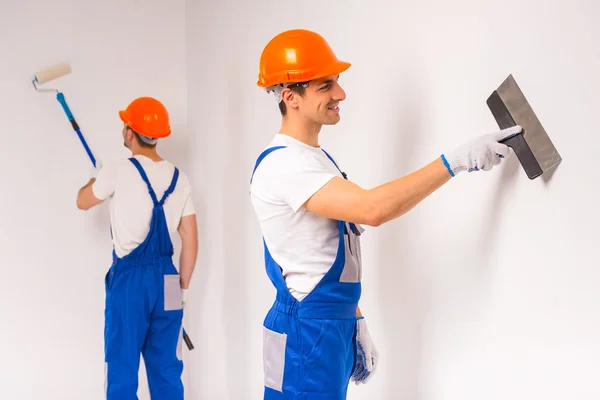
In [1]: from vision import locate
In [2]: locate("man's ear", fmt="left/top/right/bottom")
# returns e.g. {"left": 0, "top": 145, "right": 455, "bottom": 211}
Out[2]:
{"left": 281, "top": 88, "right": 299, "bottom": 110}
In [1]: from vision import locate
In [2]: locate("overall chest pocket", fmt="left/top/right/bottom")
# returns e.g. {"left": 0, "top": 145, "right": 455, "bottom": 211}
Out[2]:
{"left": 340, "top": 222, "right": 363, "bottom": 283}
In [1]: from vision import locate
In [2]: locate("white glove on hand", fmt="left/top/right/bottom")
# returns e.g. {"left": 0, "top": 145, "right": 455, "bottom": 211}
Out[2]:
{"left": 351, "top": 317, "right": 379, "bottom": 385}
{"left": 90, "top": 160, "right": 102, "bottom": 179}
{"left": 442, "top": 125, "right": 522, "bottom": 176}
{"left": 181, "top": 288, "right": 188, "bottom": 309}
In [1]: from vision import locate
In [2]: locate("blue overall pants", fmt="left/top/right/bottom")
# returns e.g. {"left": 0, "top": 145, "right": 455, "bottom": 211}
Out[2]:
{"left": 104, "top": 158, "right": 184, "bottom": 399}
{"left": 251, "top": 147, "right": 364, "bottom": 400}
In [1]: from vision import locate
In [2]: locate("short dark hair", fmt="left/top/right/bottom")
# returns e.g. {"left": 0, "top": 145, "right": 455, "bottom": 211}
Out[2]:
{"left": 279, "top": 81, "right": 309, "bottom": 116}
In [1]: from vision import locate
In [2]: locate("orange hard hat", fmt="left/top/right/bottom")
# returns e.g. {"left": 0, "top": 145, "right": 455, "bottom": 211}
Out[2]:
{"left": 118, "top": 97, "right": 171, "bottom": 139}
{"left": 257, "top": 29, "right": 351, "bottom": 88}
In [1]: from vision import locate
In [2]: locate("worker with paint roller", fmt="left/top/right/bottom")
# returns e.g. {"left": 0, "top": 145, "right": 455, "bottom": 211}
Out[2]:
{"left": 33, "top": 64, "right": 197, "bottom": 398}
{"left": 75, "top": 97, "right": 198, "bottom": 399}
{"left": 250, "top": 29, "right": 523, "bottom": 399}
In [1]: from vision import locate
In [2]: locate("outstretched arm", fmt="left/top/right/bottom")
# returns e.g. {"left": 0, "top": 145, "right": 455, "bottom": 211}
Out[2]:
{"left": 306, "top": 158, "right": 450, "bottom": 226}
{"left": 305, "top": 126, "right": 522, "bottom": 226}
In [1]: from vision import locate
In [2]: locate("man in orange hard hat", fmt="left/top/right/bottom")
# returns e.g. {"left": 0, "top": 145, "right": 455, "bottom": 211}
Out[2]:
{"left": 249, "top": 29, "right": 522, "bottom": 398}
{"left": 76, "top": 97, "right": 198, "bottom": 399}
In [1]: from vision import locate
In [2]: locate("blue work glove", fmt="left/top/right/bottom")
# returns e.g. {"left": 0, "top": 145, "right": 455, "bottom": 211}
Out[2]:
{"left": 351, "top": 317, "right": 378, "bottom": 385}
{"left": 441, "top": 125, "right": 522, "bottom": 176}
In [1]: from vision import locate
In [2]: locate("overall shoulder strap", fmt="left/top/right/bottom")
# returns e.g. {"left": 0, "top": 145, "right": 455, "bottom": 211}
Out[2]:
{"left": 158, "top": 167, "right": 180, "bottom": 206}
{"left": 129, "top": 157, "right": 159, "bottom": 205}
{"left": 321, "top": 149, "right": 347, "bottom": 180}
{"left": 250, "top": 146, "right": 287, "bottom": 183}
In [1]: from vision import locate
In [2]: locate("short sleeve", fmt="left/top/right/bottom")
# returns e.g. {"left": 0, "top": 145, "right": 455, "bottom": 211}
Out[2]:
{"left": 257, "top": 149, "right": 338, "bottom": 212}
{"left": 179, "top": 173, "right": 196, "bottom": 217}
{"left": 182, "top": 195, "right": 195, "bottom": 216}
{"left": 92, "top": 162, "right": 119, "bottom": 201}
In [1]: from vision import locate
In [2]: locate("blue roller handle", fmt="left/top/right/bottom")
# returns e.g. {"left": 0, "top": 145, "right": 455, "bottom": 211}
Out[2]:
{"left": 56, "top": 92, "right": 97, "bottom": 167}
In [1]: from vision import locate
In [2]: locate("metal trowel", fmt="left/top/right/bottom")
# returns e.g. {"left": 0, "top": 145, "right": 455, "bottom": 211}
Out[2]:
{"left": 486, "top": 74, "right": 562, "bottom": 179}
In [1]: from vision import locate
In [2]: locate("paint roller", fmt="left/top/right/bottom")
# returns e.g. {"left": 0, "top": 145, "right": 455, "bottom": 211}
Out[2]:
{"left": 32, "top": 62, "right": 97, "bottom": 167}
{"left": 487, "top": 74, "right": 562, "bottom": 179}
{"left": 32, "top": 63, "right": 196, "bottom": 351}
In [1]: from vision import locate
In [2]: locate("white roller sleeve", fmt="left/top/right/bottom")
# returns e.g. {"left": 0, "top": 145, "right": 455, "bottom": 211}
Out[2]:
{"left": 34, "top": 62, "right": 71, "bottom": 84}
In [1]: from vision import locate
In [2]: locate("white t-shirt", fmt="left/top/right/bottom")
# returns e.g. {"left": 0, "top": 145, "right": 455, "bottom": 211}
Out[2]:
{"left": 92, "top": 154, "right": 195, "bottom": 258}
{"left": 250, "top": 134, "right": 345, "bottom": 301}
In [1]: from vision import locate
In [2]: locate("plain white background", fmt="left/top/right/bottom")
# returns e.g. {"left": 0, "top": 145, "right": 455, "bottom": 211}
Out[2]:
{"left": 2, "top": 0, "right": 599, "bottom": 399}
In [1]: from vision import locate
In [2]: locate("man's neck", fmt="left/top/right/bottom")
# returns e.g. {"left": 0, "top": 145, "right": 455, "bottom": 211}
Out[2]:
{"left": 280, "top": 116, "right": 322, "bottom": 148}
{"left": 131, "top": 147, "right": 162, "bottom": 162}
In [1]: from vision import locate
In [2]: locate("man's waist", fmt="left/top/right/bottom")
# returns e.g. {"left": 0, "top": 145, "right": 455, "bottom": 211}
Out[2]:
{"left": 272, "top": 299, "right": 357, "bottom": 320}
{"left": 112, "top": 253, "right": 173, "bottom": 266}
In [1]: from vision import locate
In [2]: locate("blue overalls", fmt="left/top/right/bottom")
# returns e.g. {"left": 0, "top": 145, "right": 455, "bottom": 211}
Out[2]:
{"left": 251, "top": 147, "right": 364, "bottom": 400}
{"left": 104, "top": 158, "right": 184, "bottom": 399}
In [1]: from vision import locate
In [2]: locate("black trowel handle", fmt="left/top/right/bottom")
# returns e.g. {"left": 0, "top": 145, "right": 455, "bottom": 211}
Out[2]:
{"left": 500, "top": 132, "right": 543, "bottom": 179}
{"left": 183, "top": 328, "right": 194, "bottom": 350}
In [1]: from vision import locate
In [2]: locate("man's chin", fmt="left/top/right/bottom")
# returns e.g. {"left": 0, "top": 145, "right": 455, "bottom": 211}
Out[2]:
{"left": 321, "top": 114, "right": 341, "bottom": 125}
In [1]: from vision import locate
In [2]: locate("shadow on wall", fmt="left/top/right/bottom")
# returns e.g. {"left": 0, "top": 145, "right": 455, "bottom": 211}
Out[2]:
{"left": 541, "top": 162, "right": 560, "bottom": 184}
{"left": 171, "top": 120, "right": 212, "bottom": 391}
{"left": 159, "top": 119, "right": 211, "bottom": 392}
{"left": 375, "top": 74, "right": 429, "bottom": 400}
{"left": 221, "top": 73, "right": 252, "bottom": 397}
{"left": 477, "top": 87, "right": 563, "bottom": 260}
{"left": 161, "top": 123, "right": 192, "bottom": 172}
{"left": 80, "top": 129, "right": 110, "bottom": 242}
{"left": 474, "top": 137, "right": 521, "bottom": 264}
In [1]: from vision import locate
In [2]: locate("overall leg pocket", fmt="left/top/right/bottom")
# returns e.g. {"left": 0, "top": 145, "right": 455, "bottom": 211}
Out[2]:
{"left": 301, "top": 320, "right": 330, "bottom": 371}
{"left": 300, "top": 319, "right": 355, "bottom": 394}
{"left": 163, "top": 274, "right": 182, "bottom": 311}
{"left": 105, "top": 266, "right": 115, "bottom": 292}
{"left": 263, "top": 326, "right": 287, "bottom": 392}
{"left": 105, "top": 270, "right": 111, "bottom": 292}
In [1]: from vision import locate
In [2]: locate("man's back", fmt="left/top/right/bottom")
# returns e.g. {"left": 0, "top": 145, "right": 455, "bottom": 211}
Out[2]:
{"left": 92, "top": 154, "right": 195, "bottom": 258}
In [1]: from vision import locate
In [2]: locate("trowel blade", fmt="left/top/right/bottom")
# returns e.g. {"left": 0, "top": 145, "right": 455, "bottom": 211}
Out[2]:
{"left": 487, "top": 74, "right": 562, "bottom": 179}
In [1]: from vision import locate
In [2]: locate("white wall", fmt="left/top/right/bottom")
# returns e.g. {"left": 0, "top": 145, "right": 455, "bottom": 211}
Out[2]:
{"left": 185, "top": 1, "right": 600, "bottom": 399}
{"left": 0, "top": 1, "right": 187, "bottom": 399}
{"left": 2, "top": 0, "right": 599, "bottom": 399}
